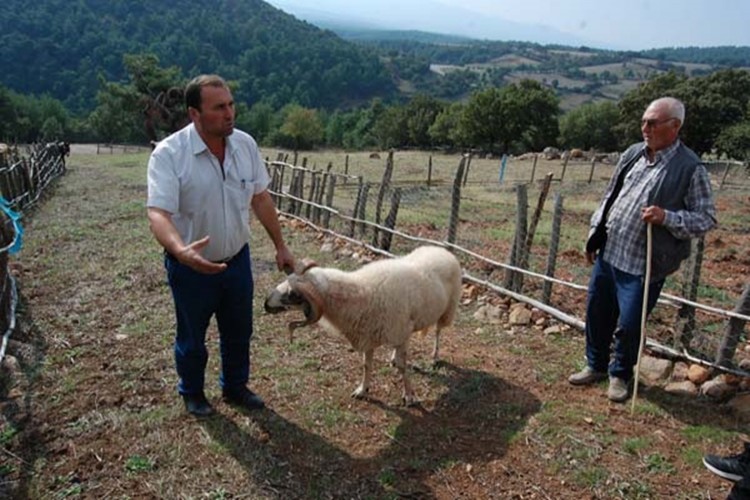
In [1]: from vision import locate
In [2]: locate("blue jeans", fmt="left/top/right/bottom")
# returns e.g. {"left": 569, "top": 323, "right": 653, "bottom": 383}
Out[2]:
{"left": 585, "top": 256, "right": 664, "bottom": 381}
{"left": 165, "top": 244, "right": 254, "bottom": 396}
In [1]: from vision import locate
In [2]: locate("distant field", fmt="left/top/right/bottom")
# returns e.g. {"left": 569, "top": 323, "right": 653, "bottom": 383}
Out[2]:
{"left": 505, "top": 71, "right": 586, "bottom": 90}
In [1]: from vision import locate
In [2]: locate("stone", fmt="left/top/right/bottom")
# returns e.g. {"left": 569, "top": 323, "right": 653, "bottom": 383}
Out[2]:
{"left": 700, "top": 378, "right": 736, "bottom": 401}
{"left": 728, "top": 393, "right": 750, "bottom": 419}
{"left": 671, "top": 362, "right": 689, "bottom": 382}
{"left": 473, "top": 305, "right": 503, "bottom": 325}
{"left": 638, "top": 356, "right": 673, "bottom": 385}
{"left": 664, "top": 380, "right": 698, "bottom": 396}
{"left": 687, "top": 364, "right": 711, "bottom": 385}
{"left": 509, "top": 306, "right": 532, "bottom": 326}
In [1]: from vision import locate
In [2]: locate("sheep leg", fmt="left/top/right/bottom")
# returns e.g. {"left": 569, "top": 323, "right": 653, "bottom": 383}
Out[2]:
{"left": 388, "top": 348, "right": 397, "bottom": 366}
{"left": 393, "top": 345, "right": 417, "bottom": 406}
{"left": 352, "top": 349, "right": 373, "bottom": 399}
{"left": 432, "top": 326, "right": 441, "bottom": 364}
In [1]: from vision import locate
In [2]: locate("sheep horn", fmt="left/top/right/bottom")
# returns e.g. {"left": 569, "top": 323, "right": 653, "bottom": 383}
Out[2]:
{"left": 295, "top": 258, "right": 318, "bottom": 275}
{"left": 287, "top": 320, "right": 308, "bottom": 344}
{"left": 290, "top": 280, "right": 323, "bottom": 326}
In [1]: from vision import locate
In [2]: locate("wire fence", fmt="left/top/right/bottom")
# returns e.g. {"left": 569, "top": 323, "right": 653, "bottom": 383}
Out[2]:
{"left": 0, "top": 142, "right": 70, "bottom": 363}
{"left": 265, "top": 149, "right": 750, "bottom": 372}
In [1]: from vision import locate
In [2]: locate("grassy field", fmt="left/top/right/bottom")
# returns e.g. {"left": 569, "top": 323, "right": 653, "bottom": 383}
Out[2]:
{"left": 0, "top": 147, "right": 748, "bottom": 499}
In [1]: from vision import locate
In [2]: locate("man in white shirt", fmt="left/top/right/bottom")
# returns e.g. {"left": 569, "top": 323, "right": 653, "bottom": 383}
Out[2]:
{"left": 147, "top": 74, "right": 294, "bottom": 416}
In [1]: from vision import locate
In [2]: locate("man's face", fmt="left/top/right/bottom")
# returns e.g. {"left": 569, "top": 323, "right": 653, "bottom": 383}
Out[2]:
{"left": 190, "top": 85, "right": 235, "bottom": 139}
{"left": 641, "top": 103, "right": 681, "bottom": 152}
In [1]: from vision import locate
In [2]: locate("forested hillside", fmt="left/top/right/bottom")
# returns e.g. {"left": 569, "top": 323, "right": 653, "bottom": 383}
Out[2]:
{"left": 0, "top": 0, "right": 394, "bottom": 112}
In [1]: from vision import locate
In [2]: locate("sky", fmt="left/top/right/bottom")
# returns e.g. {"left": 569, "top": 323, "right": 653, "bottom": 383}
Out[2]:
{"left": 267, "top": 0, "right": 750, "bottom": 50}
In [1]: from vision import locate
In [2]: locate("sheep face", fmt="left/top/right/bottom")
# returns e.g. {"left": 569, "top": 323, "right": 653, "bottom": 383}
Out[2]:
{"left": 264, "top": 265, "right": 324, "bottom": 331}
{"left": 263, "top": 279, "right": 308, "bottom": 314}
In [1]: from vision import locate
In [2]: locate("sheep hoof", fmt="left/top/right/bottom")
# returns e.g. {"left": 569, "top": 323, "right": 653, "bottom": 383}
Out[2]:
{"left": 351, "top": 386, "right": 368, "bottom": 399}
{"left": 402, "top": 395, "right": 419, "bottom": 407}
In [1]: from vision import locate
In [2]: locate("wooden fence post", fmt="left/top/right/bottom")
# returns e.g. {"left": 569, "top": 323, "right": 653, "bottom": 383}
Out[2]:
{"left": 446, "top": 156, "right": 466, "bottom": 245}
{"left": 349, "top": 176, "right": 364, "bottom": 237}
{"left": 525, "top": 173, "right": 553, "bottom": 258}
{"left": 719, "top": 161, "right": 731, "bottom": 190}
{"left": 587, "top": 157, "right": 597, "bottom": 183}
{"left": 715, "top": 282, "right": 750, "bottom": 367}
{"left": 677, "top": 237, "right": 705, "bottom": 349}
{"left": 306, "top": 172, "right": 318, "bottom": 219}
{"left": 380, "top": 187, "right": 401, "bottom": 251}
{"left": 504, "top": 184, "right": 528, "bottom": 292}
{"left": 344, "top": 154, "right": 349, "bottom": 184}
{"left": 357, "top": 183, "right": 371, "bottom": 238}
{"left": 314, "top": 172, "right": 328, "bottom": 224}
{"left": 462, "top": 153, "right": 472, "bottom": 186}
{"left": 560, "top": 152, "right": 570, "bottom": 183}
{"left": 530, "top": 154, "right": 538, "bottom": 183}
{"left": 373, "top": 151, "right": 394, "bottom": 246}
{"left": 427, "top": 155, "right": 433, "bottom": 187}
{"left": 542, "top": 193, "right": 563, "bottom": 304}
{"left": 322, "top": 175, "right": 336, "bottom": 229}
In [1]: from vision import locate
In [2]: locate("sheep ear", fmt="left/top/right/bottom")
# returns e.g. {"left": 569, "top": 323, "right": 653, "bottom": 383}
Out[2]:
{"left": 295, "top": 258, "right": 318, "bottom": 275}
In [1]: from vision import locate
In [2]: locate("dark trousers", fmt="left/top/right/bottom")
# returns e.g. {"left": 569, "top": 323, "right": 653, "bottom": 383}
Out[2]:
{"left": 585, "top": 256, "right": 664, "bottom": 381}
{"left": 165, "top": 244, "right": 254, "bottom": 395}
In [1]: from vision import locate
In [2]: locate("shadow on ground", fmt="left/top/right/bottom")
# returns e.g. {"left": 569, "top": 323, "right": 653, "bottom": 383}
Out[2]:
{"left": 202, "top": 361, "right": 541, "bottom": 499}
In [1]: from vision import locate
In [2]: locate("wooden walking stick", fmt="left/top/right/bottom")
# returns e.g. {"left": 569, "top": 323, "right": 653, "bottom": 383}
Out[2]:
{"left": 631, "top": 222, "right": 653, "bottom": 414}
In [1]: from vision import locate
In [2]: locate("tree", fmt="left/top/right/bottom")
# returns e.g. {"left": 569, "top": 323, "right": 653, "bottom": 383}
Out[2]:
{"left": 460, "top": 80, "right": 559, "bottom": 154}
{"left": 559, "top": 101, "right": 619, "bottom": 151}
{"left": 239, "top": 101, "right": 276, "bottom": 144}
{"left": 715, "top": 122, "right": 750, "bottom": 161}
{"left": 371, "top": 106, "right": 408, "bottom": 150}
{"left": 276, "top": 104, "right": 324, "bottom": 150}
{"left": 404, "top": 95, "right": 445, "bottom": 148}
{"left": 615, "top": 69, "right": 750, "bottom": 155}
{"left": 428, "top": 102, "right": 466, "bottom": 148}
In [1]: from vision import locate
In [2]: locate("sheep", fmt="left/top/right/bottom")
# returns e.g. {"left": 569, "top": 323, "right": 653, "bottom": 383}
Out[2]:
{"left": 264, "top": 245, "right": 462, "bottom": 406}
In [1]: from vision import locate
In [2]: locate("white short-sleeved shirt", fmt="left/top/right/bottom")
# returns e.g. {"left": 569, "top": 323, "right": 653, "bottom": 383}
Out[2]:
{"left": 147, "top": 123, "right": 270, "bottom": 262}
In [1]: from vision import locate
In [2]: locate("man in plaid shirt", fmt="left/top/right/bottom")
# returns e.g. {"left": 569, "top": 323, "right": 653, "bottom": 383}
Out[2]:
{"left": 569, "top": 97, "right": 717, "bottom": 402}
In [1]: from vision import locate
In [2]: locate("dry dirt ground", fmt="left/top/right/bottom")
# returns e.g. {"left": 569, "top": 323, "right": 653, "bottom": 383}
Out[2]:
{"left": 0, "top": 151, "right": 748, "bottom": 499}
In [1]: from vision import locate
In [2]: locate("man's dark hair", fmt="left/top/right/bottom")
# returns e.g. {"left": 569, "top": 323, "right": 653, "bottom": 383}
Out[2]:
{"left": 184, "top": 75, "right": 229, "bottom": 111}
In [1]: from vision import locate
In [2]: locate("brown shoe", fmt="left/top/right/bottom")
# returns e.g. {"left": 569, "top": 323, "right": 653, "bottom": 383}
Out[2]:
{"left": 568, "top": 367, "right": 607, "bottom": 385}
{"left": 607, "top": 376, "right": 630, "bottom": 402}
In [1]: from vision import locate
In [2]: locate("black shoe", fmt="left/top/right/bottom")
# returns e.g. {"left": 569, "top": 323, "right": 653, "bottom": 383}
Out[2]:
{"left": 729, "top": 479, "right": 750, "bottom": 500}
{"left": 222, "top": 387, "right": 265, "bottom": 410}
{"left": 182, "top": 392, "right": 215, "bottom": 417}
{"left": 703, "top": 443, "right": 750, "bottom": 482}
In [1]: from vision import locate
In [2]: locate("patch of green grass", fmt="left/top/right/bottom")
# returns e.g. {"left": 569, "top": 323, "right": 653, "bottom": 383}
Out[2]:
{"left": 207, "top": 487, "right": 229, "bottom": 500}
{"left": 643, "top": 453, "right": 675, "bottom": 474}
{"left": 302, "top": 400, "right": 356, "bottom": 429}
{"left": 377, "top": 467, "right": 397, "bottom": 487}
{"left": 633, "top": 400, "right": 668, "bottom": 418}
{"left": 622, "top": 436, "right": 651, "bottom": 455}
{"left": 681, "top": 446, "right": 705, "bottom": 468}
{"left": 125, "top": 454, "right": 155, "bottom": 474}
{"left": 573, "top": 465, "right": 608, "bottom": 487}
{"left": 612, "top": 479, "right": 652, "bottom": 498}
{"left": 54, "top": 484, "right": 83, "bottom": 499}
{"left": 681, "top": 425, "right": 739, "bottom": 444}
{"left": 0, "top": 424, "right": 18, "bottom": 445}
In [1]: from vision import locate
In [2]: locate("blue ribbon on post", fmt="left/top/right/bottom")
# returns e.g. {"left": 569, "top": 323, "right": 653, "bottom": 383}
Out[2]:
{"left": 0, "top": 197, "right": 23, "bottom": 254}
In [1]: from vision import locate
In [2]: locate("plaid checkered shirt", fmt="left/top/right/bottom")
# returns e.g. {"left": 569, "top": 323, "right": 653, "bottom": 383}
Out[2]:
{"left": 600, "top": 140, "right": 716, "bottom": 276}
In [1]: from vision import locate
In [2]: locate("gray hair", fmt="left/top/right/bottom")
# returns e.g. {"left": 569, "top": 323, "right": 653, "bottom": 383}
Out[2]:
{"left": 649, "top": 97, "right": 686, "bottom": 124}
